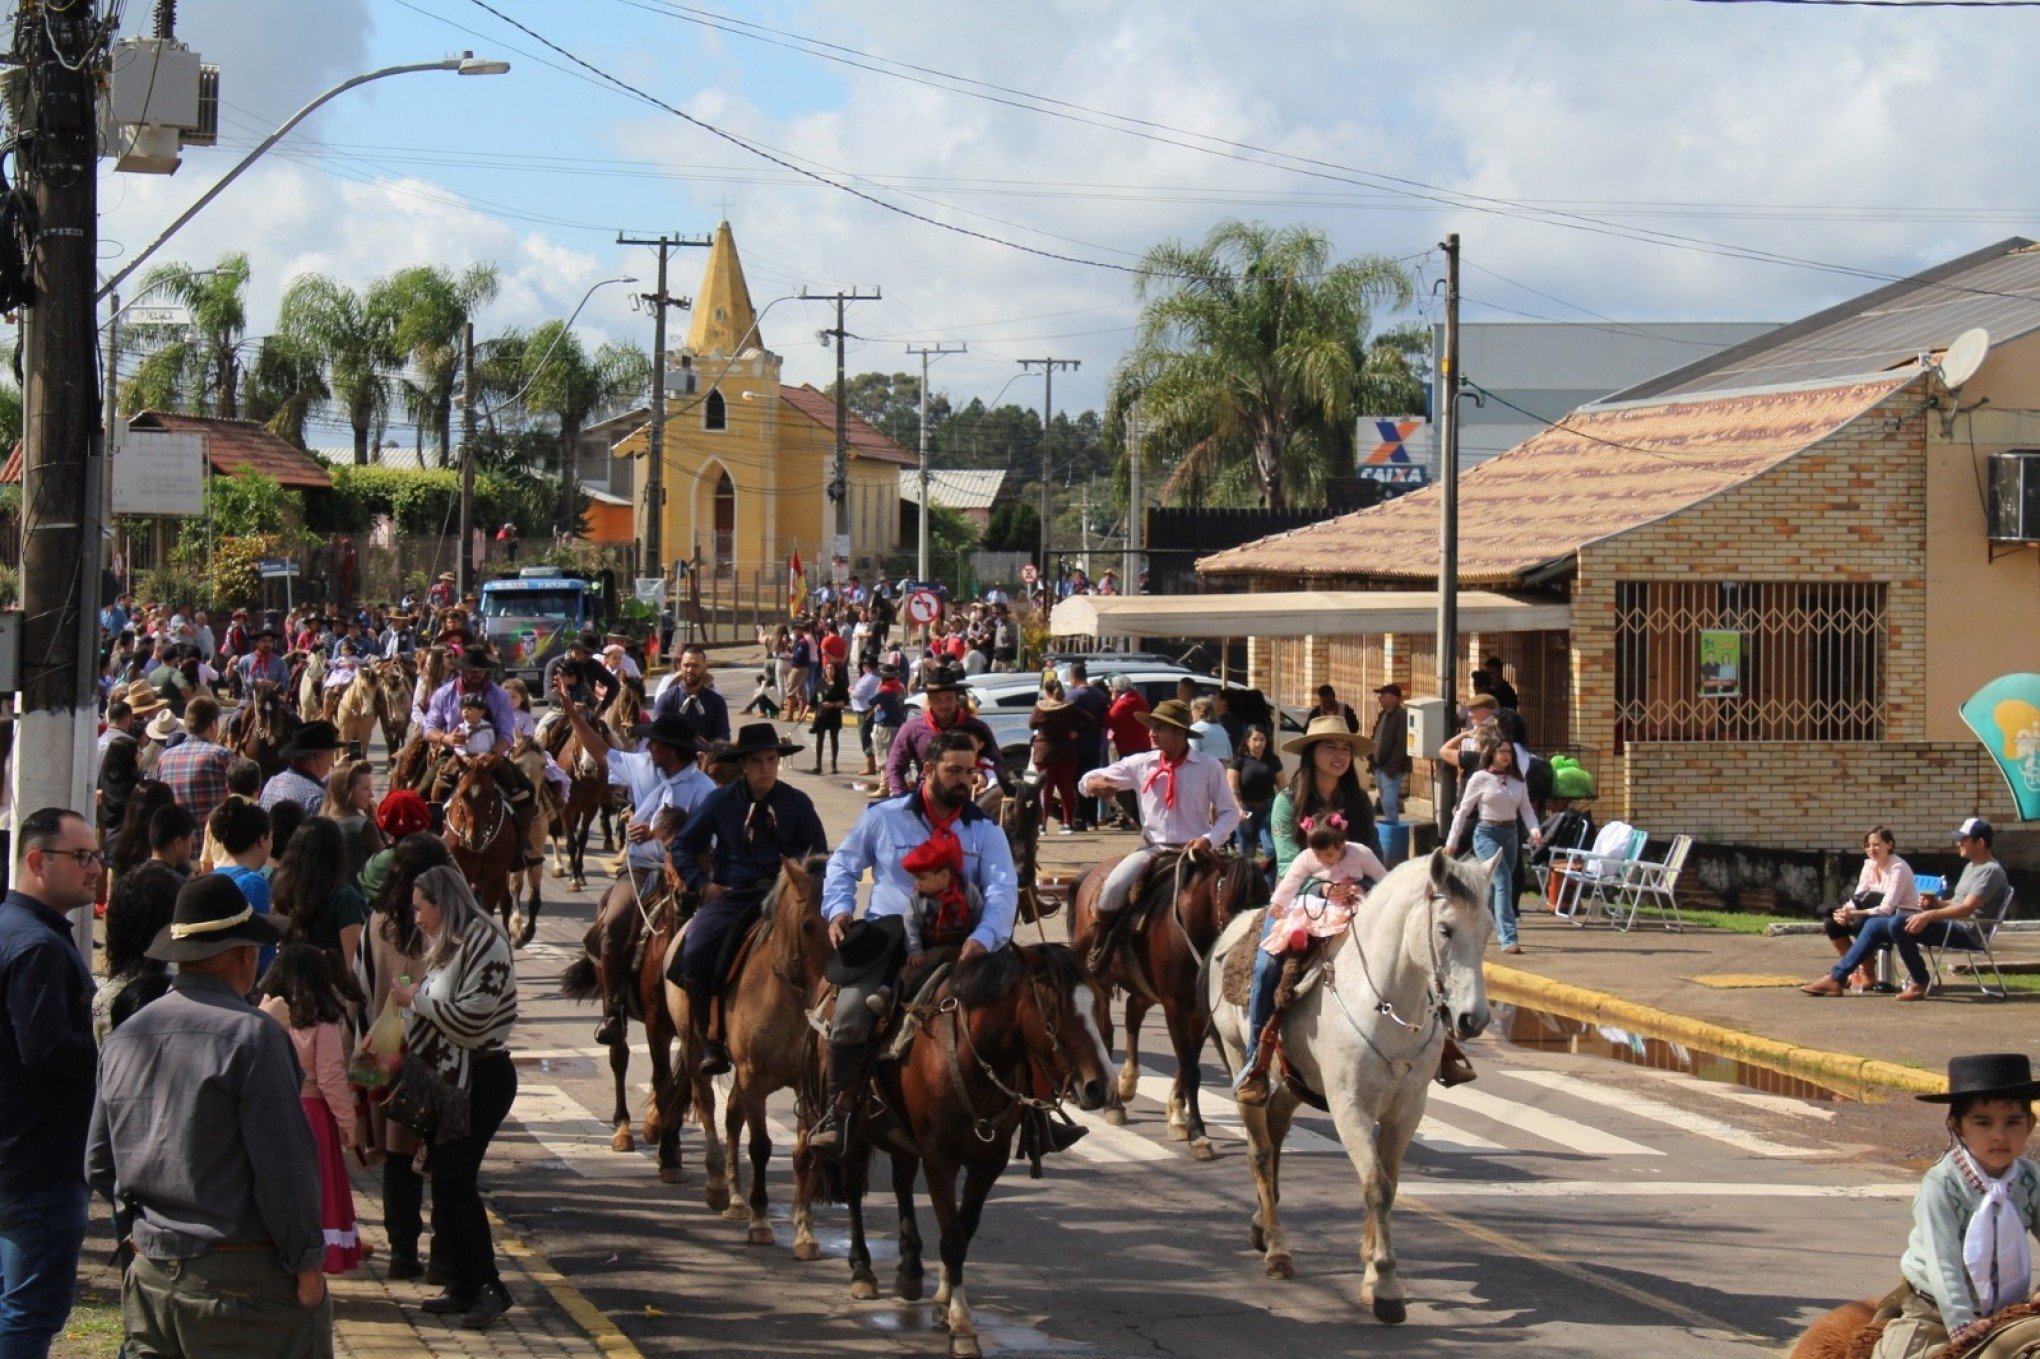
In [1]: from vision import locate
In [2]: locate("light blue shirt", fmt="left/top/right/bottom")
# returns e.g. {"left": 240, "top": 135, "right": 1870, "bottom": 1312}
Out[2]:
{"left": 822, "top": 792, "right": 1018, "bottom": 954}
{"left": 606, "top": 747, "right": 713, "bottom": 870}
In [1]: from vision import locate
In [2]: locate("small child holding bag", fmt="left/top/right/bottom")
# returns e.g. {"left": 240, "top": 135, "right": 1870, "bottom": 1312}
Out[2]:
{"left": 261, "top": 943, "right": 369, "bottom": 1273}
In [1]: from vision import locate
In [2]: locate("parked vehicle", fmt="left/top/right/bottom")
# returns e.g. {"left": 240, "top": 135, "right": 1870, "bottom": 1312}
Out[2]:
{"left": 478, "top": 568, "right": 611, "bottom": 685}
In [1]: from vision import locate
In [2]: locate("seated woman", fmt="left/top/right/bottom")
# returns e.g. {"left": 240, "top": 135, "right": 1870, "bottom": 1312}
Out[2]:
{"left": 1818, "top": 825, "right": 1918, "bottom": 988}
{"left": 1805, "top": 818, "right": 2009, "bottom": 1002}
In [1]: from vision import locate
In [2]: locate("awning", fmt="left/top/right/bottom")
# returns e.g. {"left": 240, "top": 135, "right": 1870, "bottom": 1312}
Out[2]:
{"left": 1049, "top": 590, "right": 1570, "bottom": 641}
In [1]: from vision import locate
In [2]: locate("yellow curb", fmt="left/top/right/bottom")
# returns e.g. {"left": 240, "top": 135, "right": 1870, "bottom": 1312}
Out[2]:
{"left": 1484, "top": 961, "right": 1946, "bottom": 1100}
{"left": 487, "top": 1207, "right": 648, "bottom": 1358}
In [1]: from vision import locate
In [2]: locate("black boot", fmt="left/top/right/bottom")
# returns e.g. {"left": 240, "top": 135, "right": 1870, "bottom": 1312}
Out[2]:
{"left": 593, "top": 1005, "right": 624, "bottom": 1048}
{"left": 1084, "top": 912, "right": 1121, "bottom": 977}
{"left": 690, "top": 984, "right": 731, "bottom": 1076}
{"left": 808, "top": 1042, "right": 863, "bottom": 1158}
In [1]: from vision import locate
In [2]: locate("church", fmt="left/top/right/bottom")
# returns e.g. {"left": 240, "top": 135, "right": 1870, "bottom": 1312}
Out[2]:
{"left": 610, "top": 221, "right": 909, "bottom": 582}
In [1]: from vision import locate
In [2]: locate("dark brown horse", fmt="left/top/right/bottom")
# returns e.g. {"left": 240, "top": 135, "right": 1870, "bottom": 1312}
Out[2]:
{"left": 804, "top": 945, "right": 1111, "bottom": 1357}
{"left": 998, "top": 771, "right": 1049, "bottom": 923}
{"left": 229, "top": 685, "right": 298, "bottom": 782}
{"left": 546, "top": 705, "right": 629, "bottom": 890}
{"left": 373, "top": 656, "right": 415, "bottom": 762}
{"left": 1068, "top": 848, "right": 1266, "bottom": 1159}
{"left": 444, "top": 755, "right": 534, "bottom": 946}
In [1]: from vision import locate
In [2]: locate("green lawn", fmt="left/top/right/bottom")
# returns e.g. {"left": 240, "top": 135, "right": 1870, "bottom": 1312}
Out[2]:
{"left": 1521, "top": 895, "right": 1776, "bottom": 936}
{"left": 52, "top": 1291, "right": 122, "bottom": 1359}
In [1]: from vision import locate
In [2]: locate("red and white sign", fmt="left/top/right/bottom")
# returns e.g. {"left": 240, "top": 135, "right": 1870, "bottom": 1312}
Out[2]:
{"left": 1020, "top": 562, "right": 1039, "bottom": 584}
{"left": 905, "top": 589, "right": 941, "bottom": 627}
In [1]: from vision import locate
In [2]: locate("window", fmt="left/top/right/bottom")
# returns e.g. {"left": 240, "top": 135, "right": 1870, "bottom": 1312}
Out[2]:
{"left": 1614, "top": 580, "right": 1887, "bottom": 745}
{"left": 704, "top": 388, "right": 727, "bottom": 432}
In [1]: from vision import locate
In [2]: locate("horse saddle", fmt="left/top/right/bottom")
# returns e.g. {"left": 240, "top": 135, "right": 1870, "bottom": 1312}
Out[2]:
{"left": 1218, "top": 909, "right": 1336, "bottom": 1009}
{"left": 1828, "top": 1291, "right": 2040, "bottom": 1359}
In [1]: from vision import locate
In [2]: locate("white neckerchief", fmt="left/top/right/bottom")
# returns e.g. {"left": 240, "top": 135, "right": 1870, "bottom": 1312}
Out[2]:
{"left": 1953, "top": 1142, "right": 2032, "bottom": 1316}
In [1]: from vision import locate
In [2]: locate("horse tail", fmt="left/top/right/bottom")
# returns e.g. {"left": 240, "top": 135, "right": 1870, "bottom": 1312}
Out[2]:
{"left": 560, "top": 953, "right": 601, "bottom": 1002}
{"left": 796, "top": 1142, "right": 851, "bottom": 1207}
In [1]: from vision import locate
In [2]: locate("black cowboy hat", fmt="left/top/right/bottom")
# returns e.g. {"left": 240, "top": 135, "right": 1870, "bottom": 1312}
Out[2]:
{"left": 920, "top": 665, "right": 969, "bottom": 694}
{"left": 825, "top": 914, "right": 906, "bottom": 987}
{"left": 718, "top": 721, "right": 804, "bottom": 760}
{"left": 568, "top": 629, "right": 600, "bottom": 653}
{"left": 278, "top": 720, "right": 344, "bottom": 759}
{"left": 450, "top": 644, "right": 498, "bottom": 672}
{"left": 629, "top": 712, "right": 704, "bottom": 753}
{"left": 1918, "top": 1053, "right": 2040, "bottom": 1104}
{"left": 146, "top": 873, "right": 285, "bottom": 964}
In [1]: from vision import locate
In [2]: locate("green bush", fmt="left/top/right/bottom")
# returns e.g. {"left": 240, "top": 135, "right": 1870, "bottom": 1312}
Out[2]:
{"left": 309, "top": 462, "right": 567, "bottom": 538}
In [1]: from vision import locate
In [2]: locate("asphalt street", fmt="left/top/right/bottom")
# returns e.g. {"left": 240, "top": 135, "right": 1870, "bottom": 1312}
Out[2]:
{"left": 481, "top": 668, "right": 1929, "bottom": 1357}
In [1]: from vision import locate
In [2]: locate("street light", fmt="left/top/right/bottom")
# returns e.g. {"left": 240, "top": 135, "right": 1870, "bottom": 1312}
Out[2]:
{"left": 98, "top": 52, "right": 511, "bottom": 301}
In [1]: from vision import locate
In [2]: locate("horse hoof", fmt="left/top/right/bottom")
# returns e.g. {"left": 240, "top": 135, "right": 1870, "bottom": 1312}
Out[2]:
{"left": 1266, "top": 1254, "right": 1295, "bottom": 1280}
{"left": 792, "top": 1240, "right": 820, "bottom": 1262}
{"left": 1372, "top": 1297, "right": 1408, "bottom": 1326}
{"left": 950, "top": 1334, "right": 982, "bottom": 1358}
{"left": 1190, "top": 1137, "right": 1215, "bottom": 1162}
{"left": 658, "top": 1166, "right": 685, "bottom": 1186}
{"left": 704, "top": 1186, "right": 731, "bottom": 1214}
{"left": 1248, "top": 1223, "right": 1266, "bottom": 1252}
{"left": 849, "top": 1275, "right": 878, "bottom": 1302}
{"left": 516, "top": 920, "right": 537, "bottom": 948}
{"left": 895, "top": 1271, "right": 924, "bottom": 1302}
{"left": 1102, "top": 1105, "right": 1127, "bottom": 1127}
{"left": 747, "top": 1225, "right": 775, "bottom": 1247}
{"left": 611, "top": 1129, "right": 635, "bottom": 1153}
{"left": 1166, "top": 1123, "right": 1189, "bottom": 1142}
{"left": 722, "top": 1204, "right": 749, "bottom": 1223}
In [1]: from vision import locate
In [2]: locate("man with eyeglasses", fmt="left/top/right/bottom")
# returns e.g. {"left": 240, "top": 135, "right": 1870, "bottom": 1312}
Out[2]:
{"left": 0, "top": 807, "right": 101, "bottom": 1355}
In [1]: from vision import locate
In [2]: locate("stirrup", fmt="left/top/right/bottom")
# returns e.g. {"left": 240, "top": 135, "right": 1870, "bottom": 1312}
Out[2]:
{"left": 1234, "top": 1068, "right": 1270, "bottom": 1107}
{"left": 697, "top": 1040, "right": 731, "bottom": 1076}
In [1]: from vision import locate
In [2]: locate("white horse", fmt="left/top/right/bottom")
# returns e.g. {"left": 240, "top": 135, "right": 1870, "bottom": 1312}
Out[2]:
{"left": 1204, "top": 847, "right": 1497, "bottom": 1323}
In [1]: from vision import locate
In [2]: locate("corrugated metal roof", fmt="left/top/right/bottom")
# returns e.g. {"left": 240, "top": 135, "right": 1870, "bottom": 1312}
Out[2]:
{"left": 1612, "top": 237, "right": 2040, "bottom": 401}
{"left": 898, "top": 468, "right": 1006, "bottom": 510}
{"left": 1197, "top": 374, "right": 1916, "bottom": 586}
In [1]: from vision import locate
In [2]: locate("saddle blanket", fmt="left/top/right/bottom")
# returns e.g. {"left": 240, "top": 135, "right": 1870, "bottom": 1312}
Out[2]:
{"left": 1218, "top": 908, "right": 1333, "bottom": 1009}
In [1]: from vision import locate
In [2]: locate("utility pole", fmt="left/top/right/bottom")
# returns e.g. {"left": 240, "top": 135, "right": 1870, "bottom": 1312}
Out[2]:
{"left": 13, "top": 1, "right": 105, "bottom": 902}
{"left": 457, "top": 322, "right": 477, "bottom": 598}
{"left": 1434, "top": 233, "right": 1462, "bottom": 836}
{"left": 617, "top": 232, "right": 708, "bottom": 577}
{"left": 906, "top": 341, "right": 965, "bottom": 583}
{"left": 1124, "top": 399, "right": 1142, "bottom": 594}
{"left": 802, "top": 286, "right": 881, "bottom": 584}
{"left": 1018, "top": 357, "right": 1079, "bottom": 580}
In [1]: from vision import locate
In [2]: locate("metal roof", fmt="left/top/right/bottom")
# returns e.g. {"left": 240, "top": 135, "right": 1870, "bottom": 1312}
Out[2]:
{"left": 898, "top": 468, "right": 1006, "bottom": 510}
{"left": 1610, "top": 237, "right": 2040, "bottom": 402}
{"left": 1051, "top": 591, "right": 1570, "bottom": 640}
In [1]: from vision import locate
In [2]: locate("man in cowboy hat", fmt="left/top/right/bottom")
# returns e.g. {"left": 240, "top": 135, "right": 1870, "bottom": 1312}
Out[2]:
{"left": 651, "top": 642, "right": 731, "bottom": 747}
{"left": 236, "top": 625, "right": 291, "bottom": 691}
{"left": 260, "top": 719, "right": 343, "bottom": 816}
{"left": 668, "top": 722, "right": 828, "bottom": 1075}
{"left": 1368, "top": 684, "right": 1412, "bottom": 823}
{"left": 423, "top": 646, "right": 545, "bottom": 865}
{"left": 87, "top": 875, "right": 331, "bottom": 1357}
{"left": 553, "top": 676, "right": 714, "bottom": 1046}
{"left": 429, "top": 571, "right": 457, "bottom": 609}
{"left": 881, "top": 664, "right": 1000, "bottom": 799}
{"left": 540, "top": 630, "right": 621, "bottom": 719}
{"left": 1076, "top": 697, "right": 1241, "bottom": 975}
{"left": 814, "top": 730, "right": 1018, "bottom": 1154}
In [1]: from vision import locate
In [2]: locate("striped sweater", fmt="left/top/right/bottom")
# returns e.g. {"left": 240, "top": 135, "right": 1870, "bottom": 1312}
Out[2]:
{"left": 404, "top": 918, "right": 517, "bottom": 1091}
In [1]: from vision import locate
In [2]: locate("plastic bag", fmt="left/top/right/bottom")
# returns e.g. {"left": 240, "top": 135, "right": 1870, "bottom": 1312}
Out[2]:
{"left": 347, "top": 995, "right": 405, "bottom": 1091}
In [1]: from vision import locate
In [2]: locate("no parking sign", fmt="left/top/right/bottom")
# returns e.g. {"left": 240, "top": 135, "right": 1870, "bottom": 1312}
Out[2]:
{"left": 905, "top": 589, "right": 941, "bottom": 627}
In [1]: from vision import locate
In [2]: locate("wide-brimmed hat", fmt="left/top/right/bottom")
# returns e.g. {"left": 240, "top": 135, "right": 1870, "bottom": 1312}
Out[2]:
{"left": 449, "top": 644, "right": 497, "bottom": 671}
{"left": 920, "top": 666, "right": 969, "bottom": 694}
{"left": 716, "top": 721, "right": 803, "bottom": 761}
{"left": 1138, "top": 698, "right": 1195, "bottom": 732}
{"left": 146, "top": 873, "right": 285, "bottom": 964}
{"left": 629, "top": 712, "right": 704, "bottom": 754}
{"left": 125, "top": 690, "right": 168, "bottom": 720}
{"left": 1918, "top": 1053, "right": 2040, "bottom": 1104}
{"left": 825, "top": 913, "right": 906, "bottom": 987}
{"left": 144, "top": 710, "right": 180, "bottom": 743}
{"left": 279, "top": 720, "right": 343, "bottom": 760}
{"left": 568, "top": 630, "right": 599, "bottom": 654}
{"left": 1281, "top": 714, "right": 1374, "bottom": 758}
{"left": 1466, "top": 693, "right": 1499, "bottom": 712}
{"left": 249, "top": 626, "right": 279, "bottom": 642}
{"left": 437, "top": 571, "right": 456, "bottom": 583}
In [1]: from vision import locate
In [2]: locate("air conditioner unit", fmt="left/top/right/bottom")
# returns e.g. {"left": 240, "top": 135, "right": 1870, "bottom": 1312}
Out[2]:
{"left": 1987, "top": 449, "right": 2040, "bottom": 542}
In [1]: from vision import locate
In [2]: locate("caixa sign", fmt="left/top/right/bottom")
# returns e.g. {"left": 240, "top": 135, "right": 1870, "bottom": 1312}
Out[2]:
{"left": 1357, "top": 464, "right": 1429, "bottom": 487}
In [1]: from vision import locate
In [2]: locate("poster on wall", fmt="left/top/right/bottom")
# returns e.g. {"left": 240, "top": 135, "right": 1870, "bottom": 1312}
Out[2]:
{"left": 1698, "top": 629, "right": 1741, "bottom": 698}
{"left": 1960, "top": 674, "right": 2040, "bottom": 821}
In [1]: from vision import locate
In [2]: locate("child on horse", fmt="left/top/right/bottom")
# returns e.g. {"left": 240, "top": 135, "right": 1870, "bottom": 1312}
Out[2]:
{"left": 1235, "top": 813, "right": 1387, "bottom": 1106}
{"left": 1874, "top": 1053, "right": 2040, "bottom": 1358}
{"left": 899, "top": 835, "right": 983, "bottom": 971}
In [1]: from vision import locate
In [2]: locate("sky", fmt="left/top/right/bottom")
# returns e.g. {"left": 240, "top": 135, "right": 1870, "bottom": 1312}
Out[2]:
{"left": 93, "top": 0, "right": 2040, "bottom": 450}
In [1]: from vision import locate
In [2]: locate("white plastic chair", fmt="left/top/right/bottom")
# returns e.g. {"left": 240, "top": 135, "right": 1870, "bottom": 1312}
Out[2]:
{"left": 1550, "top": 828, "right": 1646, "bottom": 927}
{"left": 1926, "top": 886, "right": 2015, "bottom": 999}
{"left": 1613, "top": 834, "right": 1692, "bottom": 932}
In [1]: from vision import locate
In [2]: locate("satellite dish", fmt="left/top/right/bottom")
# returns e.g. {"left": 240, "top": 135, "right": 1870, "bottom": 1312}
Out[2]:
{"left": 1940, "top": 327, "right": 1990, "bottom": 391}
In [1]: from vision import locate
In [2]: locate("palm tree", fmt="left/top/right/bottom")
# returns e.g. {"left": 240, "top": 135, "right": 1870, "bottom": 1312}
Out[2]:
{"left": 386, "top": 263, "right": 500, "bottom": 468}
{"left": 1117, "top": 219, "right": 1418, "bottom": 509}
{"left": 276, "top": 272, "right": 405, "bottom": 464}
{"left": 120, "top": 251, "right": 252, "bottom": 417}
{"left": 518, "top": 321, "right": 650, "bottom": 534}
{"left": 239, "top": 335, "right": 331, "bottom": 450}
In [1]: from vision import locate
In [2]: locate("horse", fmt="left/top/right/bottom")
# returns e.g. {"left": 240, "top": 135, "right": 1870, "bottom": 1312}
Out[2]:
{"left": 1792, "top": 1297, "right": 2040, "bottom": 1358}
{"left": 546, "top": 705, "right": 630, "bottom": 890}
{"left": 1203, "top": 848, "right": 1495, "bottom": 1323}
{"left": 804, "top": 944, "right": 1112, "bottom": 1357}
{"left": 444, "top": 755, "right": 536, "bottom": 946}
{"left": 659, "top": 853, "right": 833, "bottom": 1251}
{"left": 1067, "top": 847, "right": 1266, "bottom": 1159}
{"left": 373, "top": 657, "right": 414, "bottom": 761}
{"left": 294, "top": 649, "right": 326, "bottom": 718}
{"left": 998, "top": 770, "right": 1049, "bottom": 923}
{"left": 230, "top": 684, "right": 299, "bottom": 783}
{"left": 333, "top": 664, "right": 380, "bottom": 760}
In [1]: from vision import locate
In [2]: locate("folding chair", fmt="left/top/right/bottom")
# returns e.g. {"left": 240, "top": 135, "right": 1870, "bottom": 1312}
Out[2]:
{"left": 1926, "top": 886, "right": 2014, "bottom": 999}
{"left": 1613, "top": 833, "right": 1692, "bottom": 932}
{"left": 1550, "top": 829, "right": 1646, "bottom": 927}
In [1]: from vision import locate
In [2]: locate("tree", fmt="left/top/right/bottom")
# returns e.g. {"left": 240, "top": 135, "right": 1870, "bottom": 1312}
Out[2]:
{"left": 1117, "top": 219, "right": 1418, "bottom": 509}
{"left": 386, "top": 263, "right": 500, "bottom": 468}
{"left": 515, "top": 321, "right": 650, "bottom": 534}
{"left": 240, "top": 335, "right": 330, "bottom": 450}
{"left": 830, "top": 371, "right": 948, "bottom": 450}
{"left": 120, "top": 251, "right": 252, "bottom": 418}
{"left": 277, "top": 272, "right": 405, "bottom": 464}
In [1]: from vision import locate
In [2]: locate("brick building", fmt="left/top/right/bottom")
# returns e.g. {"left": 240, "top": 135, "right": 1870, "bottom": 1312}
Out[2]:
{"left": 1186, "top": 240, "right": 2040, "bottom": 902}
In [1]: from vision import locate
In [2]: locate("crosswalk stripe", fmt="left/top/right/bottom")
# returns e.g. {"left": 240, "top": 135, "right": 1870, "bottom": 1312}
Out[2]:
{"left": 1427, "top": 1081, "right": 1664, "bottom": 1157}
{"left": 1130, "top": 1074, "right": 1342, "bottom": 1155}
{"left": 1498, "top": 1069, "right": 1823, "bottom": 1159}
{"left": 1402, "top": 1180, "right": 1914, "bottom": 1199}
{"left": 510, "top": 1083, "right": 616, "bottom": 1174}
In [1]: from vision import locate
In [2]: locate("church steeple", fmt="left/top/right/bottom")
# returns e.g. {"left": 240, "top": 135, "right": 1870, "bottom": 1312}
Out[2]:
{"left": 684, "top": 219, "right": 760, "bottom": 357}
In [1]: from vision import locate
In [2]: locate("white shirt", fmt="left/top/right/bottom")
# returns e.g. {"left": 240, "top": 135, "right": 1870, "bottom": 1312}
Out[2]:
{"left": 1081, "top": 747, "right": 1241, "bottom": 848}
{"left": 607, "top": 748, "right": 713, "bottom": 869}
{"left": 1448, "top": 770, "right": 1540, "bottom": 847}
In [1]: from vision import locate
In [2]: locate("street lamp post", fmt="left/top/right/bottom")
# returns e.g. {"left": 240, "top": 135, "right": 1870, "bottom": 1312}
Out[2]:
{"left": 98, "top": 52, "right": 510, "bottom": 302}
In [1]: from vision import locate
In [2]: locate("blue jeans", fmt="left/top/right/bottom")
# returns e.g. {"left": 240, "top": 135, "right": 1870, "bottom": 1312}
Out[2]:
{"left": 0, "top": 1182, "right": 88, "bottom": 1359}
{"left": 1237, "top": 907, "right": 1286, "bottom": 1084}
{"left": 1473, "top": 822, "right": 1521, "bottom": 947}
{"left": 1237, "top": 803, "right": 1273, "bottom": 865}
{"left": 1832, "top": 913, "right": 1956, "bottom": 987}
{"left": 1376, "top": 773, "right": 1403, "bottom": 824}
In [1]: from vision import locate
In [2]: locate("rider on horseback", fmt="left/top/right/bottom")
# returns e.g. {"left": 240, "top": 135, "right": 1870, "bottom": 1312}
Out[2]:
{"left": 423, "top": 646, "right": 544, "bottom": 868}
{"left": 881, "top": 665, "right": 1000, "bottom": 800}
{"left": 541, "top": 632, "right": 620, "bottom": 720}
{"left": 666, "top": 722, "right": 828, "bottom": 1076}
{"left": 235, "top": 627, "right": 290, "bottom": 691}
{"left": 813, "top": 730, "right": 1019, "bottom": 1155}
{"left": 552, "top": 675, "right": 713, "bottom": 1047}
{"left": 1077, "top": 698, "right": 1240, "bottom": 976}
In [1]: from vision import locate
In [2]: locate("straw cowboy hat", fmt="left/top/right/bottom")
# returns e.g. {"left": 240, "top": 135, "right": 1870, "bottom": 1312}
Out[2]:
{"left": 1138, "top": 698, "right": 1195, "bottom": 732}
{"left": 146, "top": 874, "right": 285, "bottom": 964}
{"left": 1281, "top": 714, "right": 1374, "bottom": 758}
{"left": 125, "top": 690, "right": 168, "bottom": 721}
{"left": 144, "top": 710, "right": 180, "bottom": 743}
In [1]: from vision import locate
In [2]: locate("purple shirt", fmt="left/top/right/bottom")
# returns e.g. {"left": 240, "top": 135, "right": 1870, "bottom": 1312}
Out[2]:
{"left": 423, "top": 678, "right": 517, "bottom": 746}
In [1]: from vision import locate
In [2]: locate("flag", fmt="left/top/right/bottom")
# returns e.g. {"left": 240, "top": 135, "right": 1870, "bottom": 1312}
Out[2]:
{"left": 788, "top": 549, "right": 805, "bottom": 617}
{"left": 1960, "top": 674, "right": 2040, "bottom": 821}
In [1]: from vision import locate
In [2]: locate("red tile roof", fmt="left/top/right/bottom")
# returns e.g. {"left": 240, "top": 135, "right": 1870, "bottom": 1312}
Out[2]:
{"left": 1197, "top": 374, "right": 1917, "bottom": 586}
{"left": 1, "top": 411, "right": 334, "bottom": 490}
{"left": 777, "top": 384, "right": 915, "bottom": 466}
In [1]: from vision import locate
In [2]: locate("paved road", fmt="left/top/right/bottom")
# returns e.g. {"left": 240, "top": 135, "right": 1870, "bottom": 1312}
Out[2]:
{"left": 476, "top": 674, "right": 1926, "bottom": 1357}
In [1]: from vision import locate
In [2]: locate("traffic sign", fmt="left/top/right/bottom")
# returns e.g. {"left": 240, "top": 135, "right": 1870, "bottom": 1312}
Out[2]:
{"left": 256, "top": 558, "right": 300, "bottom": 580}
{"left": 904, "top": 589, "right": 940, "bottom": 627}
{"left": 1020, "top": 562, "right": 1039, "bottom": 584}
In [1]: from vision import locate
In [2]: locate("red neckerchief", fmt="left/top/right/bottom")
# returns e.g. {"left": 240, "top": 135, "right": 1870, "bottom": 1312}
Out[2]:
{"left": 931, "top": 878, "right": 972, "bottom": 938}
{"left": 1141, "top": 748, "right": 1187, "bottom": 810}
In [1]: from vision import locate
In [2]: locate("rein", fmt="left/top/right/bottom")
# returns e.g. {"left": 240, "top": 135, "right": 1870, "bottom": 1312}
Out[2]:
{"left": 937, "top": 966, "right": 1080, "bottom": 1144}
{"left": 1322, "top": 886, "right": 1454, "bottom": 1075}
{"left": 449, "top": 774, "right": 509, "bottom": 854}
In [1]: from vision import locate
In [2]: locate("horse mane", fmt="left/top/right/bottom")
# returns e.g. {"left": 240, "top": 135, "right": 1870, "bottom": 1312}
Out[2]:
{"left": 761, "top": 851, "right": 829, "bottom": 925}
{"left": 1023, "top": 942, "right": 1087, "bottom": 998}
{"left": 949, "top": 947, "right": 1024, "bottom": 1007}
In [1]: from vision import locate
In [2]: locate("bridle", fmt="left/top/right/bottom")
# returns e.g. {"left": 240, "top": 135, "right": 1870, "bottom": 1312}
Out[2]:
{"left": 447, "top": 769, "right": 508, "bottom": 853}
{"left": 940, "top": 958, "right": 1088, "bottom": 1143}
{"left": 1324, "top": 881, "right": 1462, "bottom": 1072}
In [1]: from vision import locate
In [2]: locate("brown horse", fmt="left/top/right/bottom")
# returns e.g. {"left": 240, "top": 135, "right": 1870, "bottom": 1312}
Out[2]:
{"left": 444, "top": 755, "right": 535, "bottom": 946}
{"left": 373, "top": 656, "right": 415, "bottom": 761}
{"left": 1792, "top": 1297, "right": 2040, "bottom": 1358}
{"left": 660, "top": 854, "right": 832, "bottom": 1250}
{"left": 546, "top": 706, "right": 628, "bottom": 890}
{"left": 804, "top": 944, "right": 1111, "bottom": 1357}
{"left": 230, "top": 685, "right": 299, "bottom": 782}
{"left": 1068, "top": 848, "right": 1266, "bottom": 1159}
{"left": 332, "top": 664, "right": 380, "bottom": 760}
